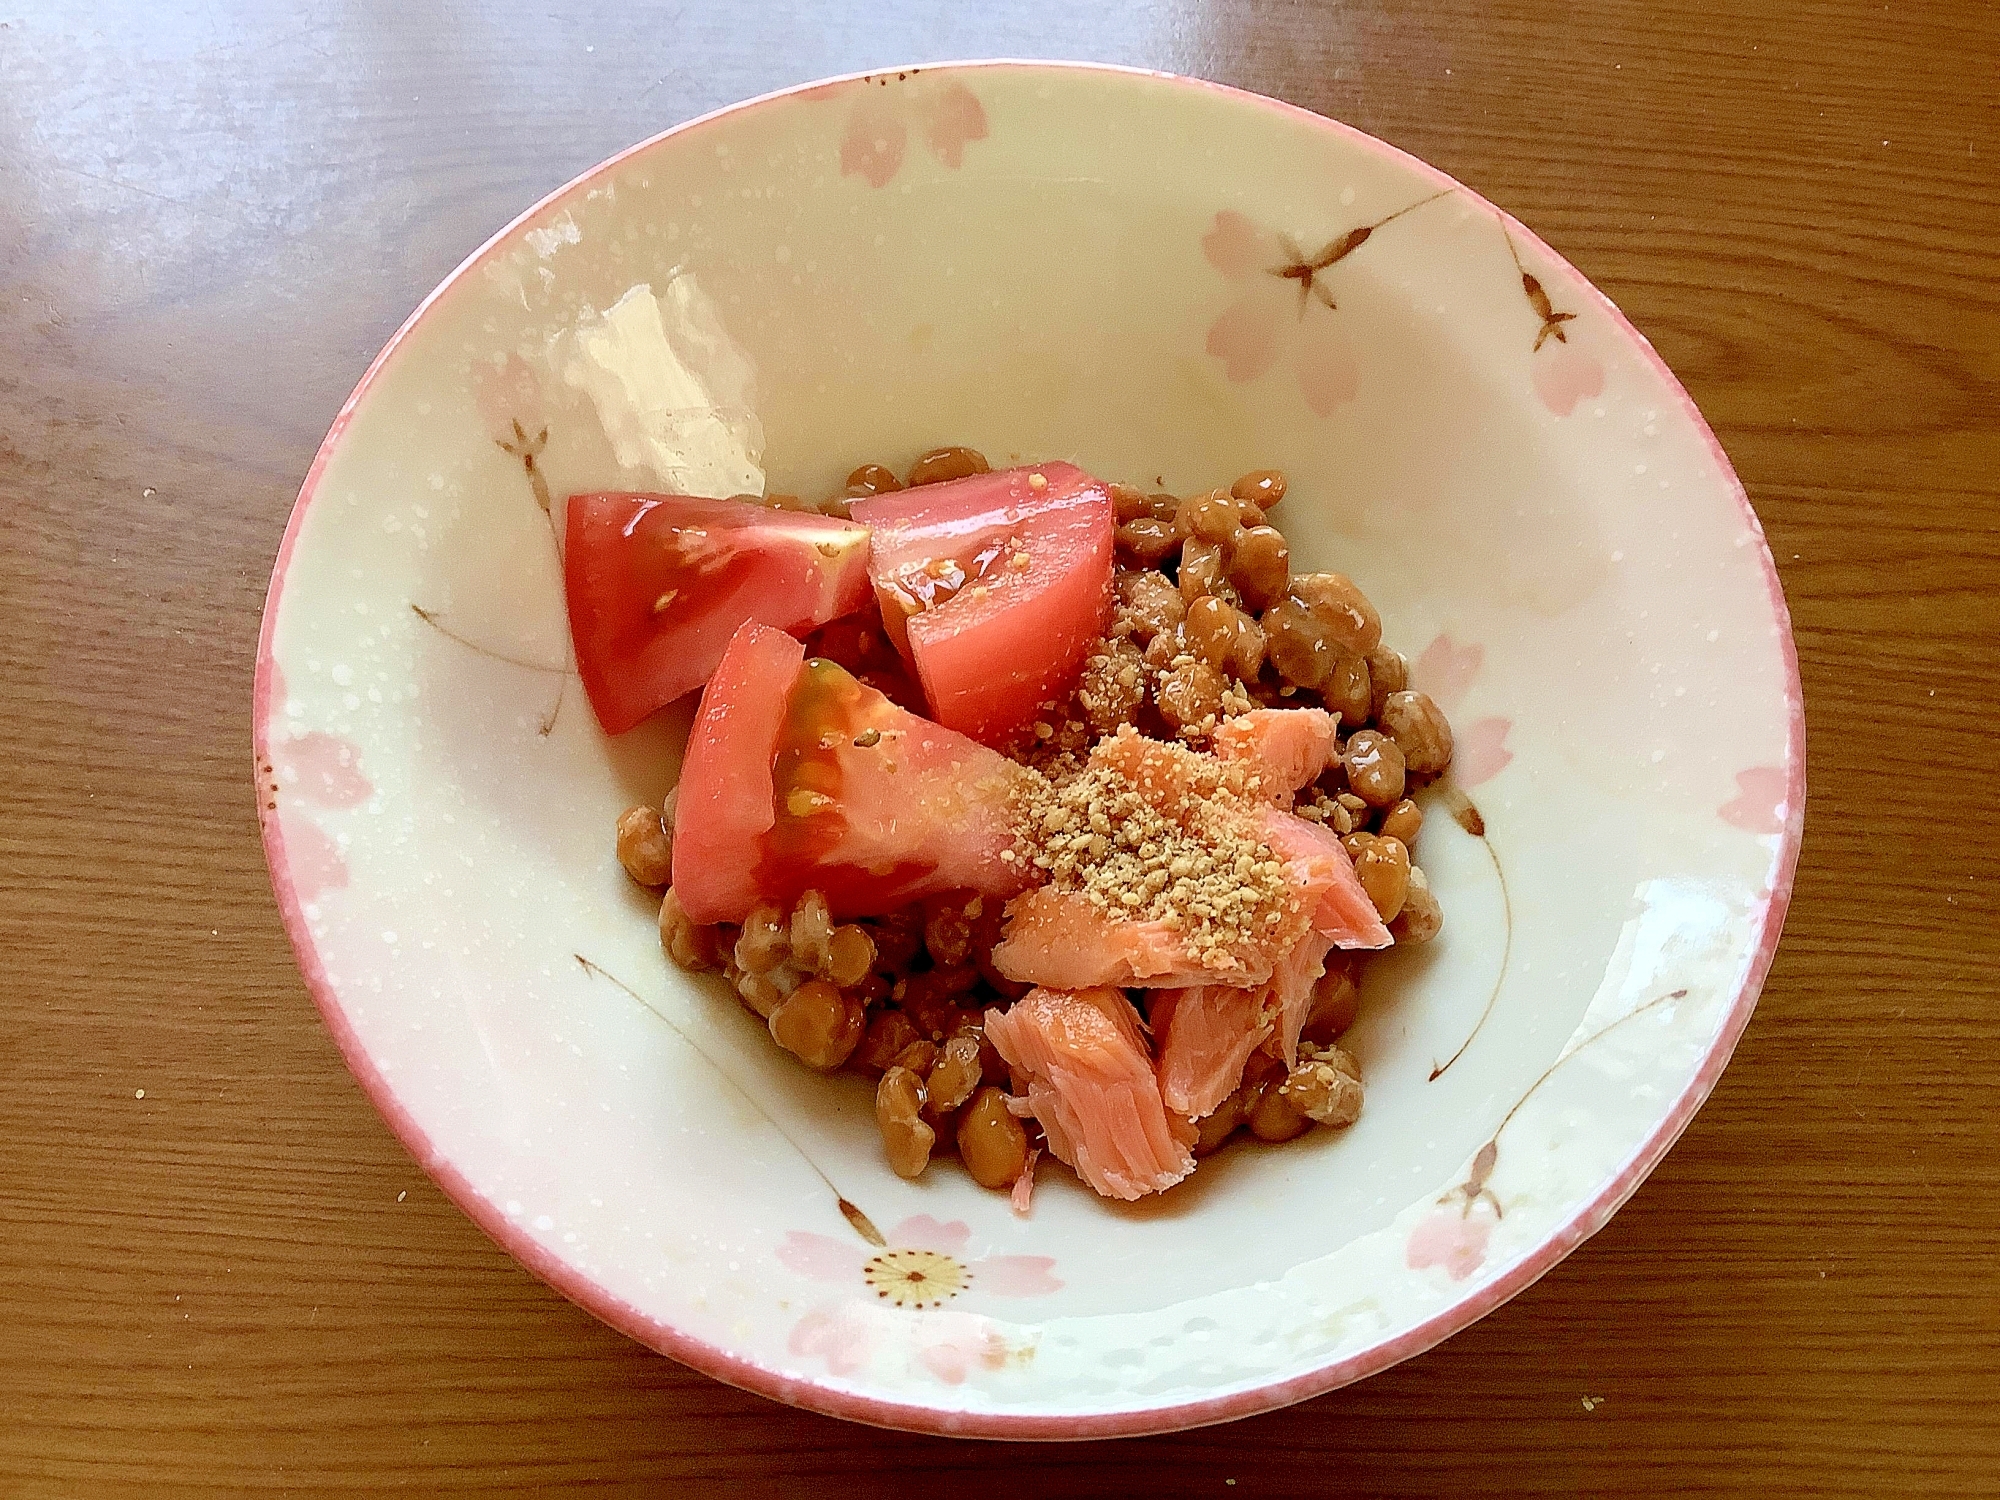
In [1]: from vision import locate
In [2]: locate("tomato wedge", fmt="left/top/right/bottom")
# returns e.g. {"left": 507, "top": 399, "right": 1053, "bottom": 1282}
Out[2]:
{"left": 851, "top": 463, "right": 1114, "bottom": 746}
{"left": 671, "top": 622, "right": 1037, "bottom": 924}
{"left": 668, "top": 621, "right": 799, "bottom": 924}
{"left": 564, "top": 492, "right": 873, "bottom": 734}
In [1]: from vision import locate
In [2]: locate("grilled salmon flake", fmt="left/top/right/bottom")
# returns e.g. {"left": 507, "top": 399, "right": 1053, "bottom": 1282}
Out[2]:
{"left": 1008, "top": 727, "right": 1308, "bottom": 972}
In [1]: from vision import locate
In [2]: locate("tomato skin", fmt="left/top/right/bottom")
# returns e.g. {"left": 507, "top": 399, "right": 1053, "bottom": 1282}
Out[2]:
{"left": 670, "top": 622, "right": 803, "bottom": 925}
{"left": 851, "top": 463, "right": 1115, "bottom": 746}
{"left": 564, "top": 492, "right": 873, "bottom": 734}
{"left": 671, "top": 623, "right": 1036, "bottom": 925}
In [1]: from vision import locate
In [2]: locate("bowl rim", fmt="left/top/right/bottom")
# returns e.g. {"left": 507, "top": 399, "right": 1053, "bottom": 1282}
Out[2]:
{"left": 253, "top": 57, "right": 1806, "bottom": 1440}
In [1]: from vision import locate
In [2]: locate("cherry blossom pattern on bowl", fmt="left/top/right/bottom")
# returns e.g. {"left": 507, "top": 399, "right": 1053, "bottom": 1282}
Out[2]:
{"left": 780, "top": 1213, "right": 1060, "bottom": 1385}
{"left": 831, "top": 72, "right": 989, "bottom": 188}
{"left": 1412, "top": 634, "right": 1514, "bottom": 789}
{"left": 254, "top": 61, "right": 1804, "bottom": 1439}
{"left": 1200, "top": 197, "right": 1608, "bottom": 421}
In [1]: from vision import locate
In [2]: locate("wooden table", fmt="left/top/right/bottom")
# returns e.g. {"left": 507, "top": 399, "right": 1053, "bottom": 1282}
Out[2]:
{"left": 5, "top": 1, "right": 1996, "bottom": 1493}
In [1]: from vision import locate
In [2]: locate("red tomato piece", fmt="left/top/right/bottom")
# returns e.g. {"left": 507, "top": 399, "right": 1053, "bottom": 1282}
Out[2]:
{"left": 802, "top": 615, "right": 925, "bottom": 712}
{"left": 564, "top": 492, "right": 873, "bottom": 734}
{"left": 670, "top": 622, "right": 803, "bottom": 925}
{"left": 671, "top": 622, "right": 1037, "bottom": 925}
{"left": 851, "top": 463, "right": 1114, "bottom": 745}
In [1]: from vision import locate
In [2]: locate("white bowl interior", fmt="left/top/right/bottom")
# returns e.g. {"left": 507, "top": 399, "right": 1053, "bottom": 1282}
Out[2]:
{"left": 259, "top": 63, "right": 1799, "bottom": 1433}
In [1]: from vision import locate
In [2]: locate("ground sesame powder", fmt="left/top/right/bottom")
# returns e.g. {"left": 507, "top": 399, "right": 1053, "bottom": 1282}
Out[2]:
{"left": 1008, "top": 727, "right": 1303, "bottom": 969}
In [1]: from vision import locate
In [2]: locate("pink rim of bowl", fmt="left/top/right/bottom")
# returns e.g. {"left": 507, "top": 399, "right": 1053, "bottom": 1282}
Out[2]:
{"left": 253, "top": 59, "right": 1806, "bottom": 1440}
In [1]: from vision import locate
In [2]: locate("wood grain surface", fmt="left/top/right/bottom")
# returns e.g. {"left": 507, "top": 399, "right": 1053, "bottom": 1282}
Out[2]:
{"left": 4, "top": 1, "right": 1997, "bottom": 1494}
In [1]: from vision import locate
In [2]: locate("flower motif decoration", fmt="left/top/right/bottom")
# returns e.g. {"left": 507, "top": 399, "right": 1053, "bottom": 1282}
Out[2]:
{"left": 1406, "top": 1198, "right": 1499, "bottom": 1282}
{"left": 1522, "top": 270, "right": 1576, "bottom": 352}
{"left": 496, "top": 419, "right": 553, "bottom": 516}
{"left": 862, "top": 1247, "right": 967, "bottom": 1309}
{"left": 1407, "top": 1134, "right": 1501, "bottom": 1282}
{"left": 1407, "top": 986, "right": 1687, "bottom": 1282}
{"left": 838, "top": 75, "right": 988, "bottom": 189}
{"left": 780, "top": 1214, "right": 1059, "bottom": 1384}
{"left": 789, "top": 1302, "right": 1014, "bottom": 1385}
{"left": 1201, "top": 209, "right": 1376, "bottom": 416}
{"left": 1200, "top": 196, "right": 1603, "bottom": 420}
{"left": 413, "top": 360, "right": 571, "bottom": 734}
{"left": 472, "top": 353, "right": 554, "bottom": 519}
{"left": 779, "top": 1213, "right": 1060, "bottom": 1306}
{"left": 1530, "top": 331, "right": 1606, "bottom": 417}
{"left": 1452, "top": 719, "right": 1516, "bottom": 790}
{"left": 787, "top": 1303, "right": 876, "bottom": 1377}
{"left": 471, "top": 351, "right": 546, "bottom": 444}
{"left": 258, "top": 663, "right": 372, "bottom": 904}
{"left": 1507, "top": 248, "right": 1605, "bottom": 417}
{"left": 1413, "top": 634, "right": 1514, "bottom": 788}
{"left": 274, "top": 730, "right": 371, "bottom": 809}
{"left": 1719, "top": 765, "right": 1789, "bottom": 835}
{"left": 915, "top": 1310, "right": 1011, "bottom": 1385}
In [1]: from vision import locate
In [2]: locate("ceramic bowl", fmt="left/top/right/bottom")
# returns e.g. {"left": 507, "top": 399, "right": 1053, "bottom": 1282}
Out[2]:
{"left": 254, "top": 61, "right": 1804, "bottom": 1437}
